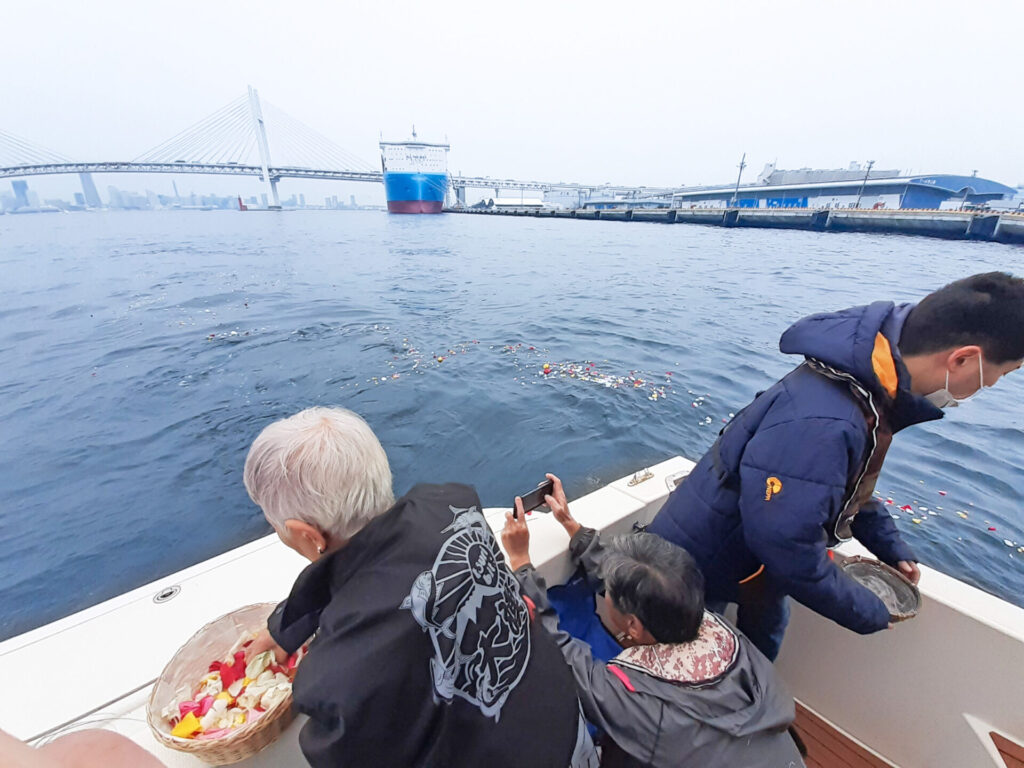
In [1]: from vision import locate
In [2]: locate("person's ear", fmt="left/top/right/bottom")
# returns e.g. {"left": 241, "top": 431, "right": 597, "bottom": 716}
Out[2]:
{"left": 283, "top": 519, "right": 327, "bottom": 561}
{"left": 946, "top": 345, "right": 983, "bottom": 371}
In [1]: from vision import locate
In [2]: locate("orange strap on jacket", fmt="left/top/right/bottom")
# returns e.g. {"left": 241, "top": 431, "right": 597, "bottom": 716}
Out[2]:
{"left": 738, "top": 564, "right": 765, "bottom": 584}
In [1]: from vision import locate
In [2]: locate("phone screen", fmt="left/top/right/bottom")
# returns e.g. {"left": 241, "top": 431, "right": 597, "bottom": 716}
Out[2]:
{"left": 517, "top": 479, "right": 555, "bottom": 517}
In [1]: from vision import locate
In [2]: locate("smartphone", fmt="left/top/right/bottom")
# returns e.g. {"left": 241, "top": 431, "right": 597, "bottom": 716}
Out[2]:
{"left": 516, "top": 479, "right": 555, "bottom": 518}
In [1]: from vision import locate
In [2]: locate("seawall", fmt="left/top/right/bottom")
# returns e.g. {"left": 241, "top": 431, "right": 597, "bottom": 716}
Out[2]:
{"left": 447, "top": 206, "right": 1024, "bottom": 244}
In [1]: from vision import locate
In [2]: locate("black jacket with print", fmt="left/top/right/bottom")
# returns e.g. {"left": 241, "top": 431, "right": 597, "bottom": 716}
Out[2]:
{"left": 268, "top": 483, "right": 591, "bottom": 768}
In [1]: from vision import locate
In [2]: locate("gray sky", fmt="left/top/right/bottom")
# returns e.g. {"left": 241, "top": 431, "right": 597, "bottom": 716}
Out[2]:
{"left": 5, "top": 0, "right": 1024, "bottom": 204}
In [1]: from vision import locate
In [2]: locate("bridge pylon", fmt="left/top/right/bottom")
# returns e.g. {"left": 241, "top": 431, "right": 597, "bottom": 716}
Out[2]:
{"left": 247, "top": 86, "right": 281, "bottom": 210}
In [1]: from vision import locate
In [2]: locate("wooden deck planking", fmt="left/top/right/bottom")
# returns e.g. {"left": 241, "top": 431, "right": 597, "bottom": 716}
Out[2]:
{"left": 992, "top": 732, "right": 1024, "bottom": 768}
{"left": 793, "top": 703, "right": 892, "bottom": 768}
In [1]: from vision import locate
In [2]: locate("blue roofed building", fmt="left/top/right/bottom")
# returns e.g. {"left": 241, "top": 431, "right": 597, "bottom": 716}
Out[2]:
{"left": 672, "top": 163, "right": 1016, "bottom": 211}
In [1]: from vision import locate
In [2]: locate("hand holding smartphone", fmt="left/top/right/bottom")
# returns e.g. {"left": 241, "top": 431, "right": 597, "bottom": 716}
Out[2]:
{"left": 515, "top": 478, "right": 555, "bottom": 519}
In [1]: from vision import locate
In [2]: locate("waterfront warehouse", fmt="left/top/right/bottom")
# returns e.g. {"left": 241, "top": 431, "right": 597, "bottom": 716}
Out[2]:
{"left": 672, "top": 163, "right": 1015, "bottom": 210}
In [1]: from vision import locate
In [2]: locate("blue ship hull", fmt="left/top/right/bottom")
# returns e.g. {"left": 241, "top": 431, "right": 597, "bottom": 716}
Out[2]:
{"left": 383, "top": 172, "right": 447, "bottom": 213}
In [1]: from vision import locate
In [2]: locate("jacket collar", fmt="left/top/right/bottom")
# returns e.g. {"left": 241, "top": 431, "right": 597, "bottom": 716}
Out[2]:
{"left": 610, "top": 612, "right": 739, "bottom": 688}
{"left": 881, "top": 304, "right": 944, "bottom": 432}
{"left": 276, "top": 504, "right": 398, "bottom": 634}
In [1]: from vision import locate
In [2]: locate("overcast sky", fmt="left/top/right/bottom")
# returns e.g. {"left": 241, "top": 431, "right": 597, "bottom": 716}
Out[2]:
{"left": 5, "top": 0, "right": 1023, "bottom": 203}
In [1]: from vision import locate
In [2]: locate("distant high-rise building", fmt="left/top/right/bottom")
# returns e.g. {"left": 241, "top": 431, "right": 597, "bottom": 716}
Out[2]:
{"left": 350, "top": 195, "right": 357, "bottom": 208}
{"left": 79, "top": 173, "right": 102, "bottom": 208}
{"left": 299, "top": 194, "right": 306, "bottom": 207}
{"left": 74, "top": 193, "right": 86, "bottom": 206}
{"left": 107, "top": 185, "right": 124, "bottom": 209}
{"left": 11, "top": 180, "right": 29, "bottom": 209}
{"left": 260, "top": 193, "right": 268, "bottom": 207}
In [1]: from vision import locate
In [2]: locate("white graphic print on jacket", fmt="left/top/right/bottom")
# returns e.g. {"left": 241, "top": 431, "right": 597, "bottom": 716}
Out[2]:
{"left": 402, "top": 506, "right": 531, "bottom": 720}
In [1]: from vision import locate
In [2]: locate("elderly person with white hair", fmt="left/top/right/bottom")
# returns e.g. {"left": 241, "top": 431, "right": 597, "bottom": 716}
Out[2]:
{"left": 243, "top": 407, "right": 597, "bottom": 768}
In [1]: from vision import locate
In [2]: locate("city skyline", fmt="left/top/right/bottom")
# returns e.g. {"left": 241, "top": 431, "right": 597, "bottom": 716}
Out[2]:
{"left": 0, "top": 176, "right": 378, "bottom": 213}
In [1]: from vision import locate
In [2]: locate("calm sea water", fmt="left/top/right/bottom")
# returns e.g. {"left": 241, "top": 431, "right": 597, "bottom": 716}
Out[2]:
{"left": 1, "top": 210, "right": 1022, "bottom": 640}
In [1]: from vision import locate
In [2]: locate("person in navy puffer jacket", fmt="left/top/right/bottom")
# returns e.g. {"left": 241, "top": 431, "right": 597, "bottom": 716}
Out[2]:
{"left": 649, "top": 273, "right": 1024, "bottom": 660}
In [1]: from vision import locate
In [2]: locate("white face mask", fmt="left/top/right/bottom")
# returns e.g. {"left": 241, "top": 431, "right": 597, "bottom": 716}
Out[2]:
{"left": 924, "top": 355, "right": 985, "bottom": 409}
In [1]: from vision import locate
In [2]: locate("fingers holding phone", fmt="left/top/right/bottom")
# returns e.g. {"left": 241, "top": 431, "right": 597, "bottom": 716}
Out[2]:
{"left": 544, "top": 473, "right": 581, "bottom": 539}
{"left": 515, "top": 478, "right": 555, "bottom": 518}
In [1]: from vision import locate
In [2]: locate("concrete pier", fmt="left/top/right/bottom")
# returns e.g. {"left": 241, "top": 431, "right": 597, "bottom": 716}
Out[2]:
{"left": 674, "top": 209, "right": 728, "bottom": 225}
{"left": 735, "top": 208, "right": 829, "bottom": 231}
{"left": 825, "top": 209, "right": 974, "bottom": 238}
{"left": 599, "top": 209, "right": 632, "bottom": 221}
{"left": 632, "top": 209, "right": 675, "bottom": 223}
{"left": 994, "top": 214, "right": 1024, "bottom": 244}
{"left": 447, "top": 206, "right": 1024, "bottom": 245}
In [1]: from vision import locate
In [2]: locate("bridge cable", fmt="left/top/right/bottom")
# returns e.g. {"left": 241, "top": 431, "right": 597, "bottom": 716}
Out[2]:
{"left": 0, "top": 129, "right": 72, "bottom": 167}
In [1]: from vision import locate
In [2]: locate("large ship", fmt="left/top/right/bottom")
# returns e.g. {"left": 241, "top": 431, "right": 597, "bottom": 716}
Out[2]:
{"left": 379, "top": 129, "right": 449, "bottom": 213}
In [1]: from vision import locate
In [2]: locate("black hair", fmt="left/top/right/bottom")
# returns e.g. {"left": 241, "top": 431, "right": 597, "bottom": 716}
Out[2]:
{"left": 900, "top": 272, "right": 1024, "bottom": 364}
{"left": 603, "top": 533, "right": 705, "bottom": 643}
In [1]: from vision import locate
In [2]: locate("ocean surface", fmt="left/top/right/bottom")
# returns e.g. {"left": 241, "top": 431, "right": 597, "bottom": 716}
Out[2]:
{"left": 1, "top": 210, "right": 1023, "bottom": 640}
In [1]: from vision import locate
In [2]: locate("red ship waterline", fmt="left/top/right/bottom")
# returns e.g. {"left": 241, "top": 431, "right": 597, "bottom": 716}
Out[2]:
{"left": 387, "top": 200, "right": 444, "bottom": 214}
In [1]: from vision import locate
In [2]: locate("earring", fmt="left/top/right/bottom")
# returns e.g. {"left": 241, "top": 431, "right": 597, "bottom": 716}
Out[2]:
{"left": 317, "top": 545, "right": 324, "bottom": 555}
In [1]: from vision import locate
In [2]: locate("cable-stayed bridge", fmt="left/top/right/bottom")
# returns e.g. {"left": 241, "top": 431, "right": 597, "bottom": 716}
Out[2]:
{"left": 0, "top": 88, "right": 673, "bottom": 208}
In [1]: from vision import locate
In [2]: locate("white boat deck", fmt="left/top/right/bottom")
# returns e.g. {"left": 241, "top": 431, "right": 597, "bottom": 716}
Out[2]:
{"left": 3, "top": 455, "right": 1024, "bottom": 767}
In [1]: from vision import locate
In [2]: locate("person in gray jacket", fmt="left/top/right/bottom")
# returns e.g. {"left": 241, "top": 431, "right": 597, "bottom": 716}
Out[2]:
{"left": 501, "top": 474, "right": 805, "bottom": 768}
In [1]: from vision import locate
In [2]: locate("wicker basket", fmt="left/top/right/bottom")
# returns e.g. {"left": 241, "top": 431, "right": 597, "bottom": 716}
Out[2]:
{"left": 147, "top": 602, "right": 296, "bottom": 765}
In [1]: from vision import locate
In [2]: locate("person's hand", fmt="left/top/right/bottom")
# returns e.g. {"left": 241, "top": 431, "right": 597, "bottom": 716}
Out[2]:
{"left": 896, "top": 560, "right": 920, "bottom": 585}
{"left": 502, "top": 505, "right": 532, "bottom": 571}
{"left": 246, "top": 626, "right": 288, "bottom": 664}
{"left": 544, "top": 473, "right": 581, "bottom": 539}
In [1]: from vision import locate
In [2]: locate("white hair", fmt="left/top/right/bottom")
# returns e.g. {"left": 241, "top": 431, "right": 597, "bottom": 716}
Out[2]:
{"left": 244, "top": 407, "right": 395, "bottom": 541}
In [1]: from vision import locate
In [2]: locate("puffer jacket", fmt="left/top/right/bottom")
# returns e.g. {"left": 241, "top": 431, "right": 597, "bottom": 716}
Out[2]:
{"left": 648, "top": 301, "right": 942, "bottom": 634}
